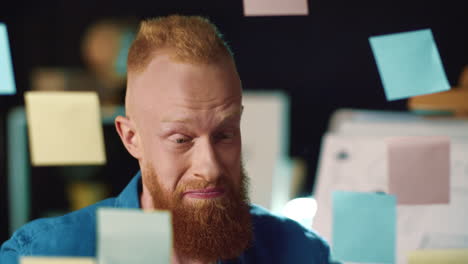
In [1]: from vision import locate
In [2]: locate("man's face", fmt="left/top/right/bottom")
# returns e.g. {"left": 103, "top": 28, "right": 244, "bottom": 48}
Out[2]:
{"left": 127, "top": 53, "right": 252, "bottom": 261}
{"left": 131, "top": 54, "right": 243, "bottom": 205}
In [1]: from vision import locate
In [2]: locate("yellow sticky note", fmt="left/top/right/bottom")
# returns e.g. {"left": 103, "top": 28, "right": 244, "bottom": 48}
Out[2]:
{"left": 408, "top": 249, "right": 468, "bottom": 264}
{"left": 21, "top": 257, "right": 96, "bottom": 264}
{"left": 25, "top": 91, "right": 106, "bottom": 166}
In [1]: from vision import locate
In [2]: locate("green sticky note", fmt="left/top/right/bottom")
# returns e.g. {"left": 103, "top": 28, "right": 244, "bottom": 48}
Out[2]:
{"left": 332, "top": 191, "right": 396, "bottom": 263}
{"left": 369, "top": 29, "right": 450, "bottom": 101}
{"left": 0, "top": 23, "right": 16, "bottom": 95}
{"left": 97, "top": 208, "right": 172, "bottom": 264}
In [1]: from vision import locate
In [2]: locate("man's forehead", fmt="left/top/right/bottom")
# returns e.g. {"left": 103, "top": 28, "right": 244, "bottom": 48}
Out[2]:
{"left": 130, "top": 51, "right": 237, "bottom": 82}
{"left": 127, "top": 52, "right": 241, "bottom": 120}
{"left": 160, "top": 105, "right": 243, "bottom": 124}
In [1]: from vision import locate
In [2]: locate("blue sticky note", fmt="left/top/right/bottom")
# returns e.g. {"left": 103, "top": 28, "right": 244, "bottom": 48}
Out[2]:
{"left": 0, "top": 23, "right": 16, "bottom": 95}
{"left": 332, "top": 191, "right": 396, "bottom": 263}
{"left": 369, "top": 29, "right": 450, "bottom": 101}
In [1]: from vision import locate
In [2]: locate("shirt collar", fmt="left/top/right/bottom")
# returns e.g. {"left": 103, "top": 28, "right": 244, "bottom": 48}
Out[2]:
{"left": 114, "top": 171, "right": 142, "bottom": 208}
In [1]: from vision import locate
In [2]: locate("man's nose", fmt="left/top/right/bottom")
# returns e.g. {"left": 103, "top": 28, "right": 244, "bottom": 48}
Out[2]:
{"left": 192, "top": 137, "right": 222, "bottom": 183}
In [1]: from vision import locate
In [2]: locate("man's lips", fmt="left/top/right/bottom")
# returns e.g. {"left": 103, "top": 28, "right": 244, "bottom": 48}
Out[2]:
{"left": 183, "top": 187, "right": 225, "bottom": 199}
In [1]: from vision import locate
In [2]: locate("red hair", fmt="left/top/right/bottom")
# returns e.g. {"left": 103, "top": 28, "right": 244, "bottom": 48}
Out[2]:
{"left": 127, "top": 15, "right": 233, "bottom": 74}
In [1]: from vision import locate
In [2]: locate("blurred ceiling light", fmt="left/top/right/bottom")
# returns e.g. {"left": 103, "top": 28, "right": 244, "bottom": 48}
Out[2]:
{"left": 281, "top": 196, "right": 317, "bottom": 229}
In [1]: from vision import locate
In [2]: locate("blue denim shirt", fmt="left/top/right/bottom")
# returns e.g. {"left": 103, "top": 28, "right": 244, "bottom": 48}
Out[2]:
{"left": 1, "top": 172, "right": 330, "bottom": 263}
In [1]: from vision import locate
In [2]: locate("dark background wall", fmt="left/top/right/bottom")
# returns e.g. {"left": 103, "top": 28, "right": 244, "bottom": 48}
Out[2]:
{"left": 1, "top": 0, "right": 467, "bottom": 242}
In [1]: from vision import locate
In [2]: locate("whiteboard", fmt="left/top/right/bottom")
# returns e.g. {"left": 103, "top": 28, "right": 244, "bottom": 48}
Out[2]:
{"left": 329, "top": 109, "right": 468, "bottom": 138}
{"left": 313, "top": 133, "right": 468, "bottom": 264}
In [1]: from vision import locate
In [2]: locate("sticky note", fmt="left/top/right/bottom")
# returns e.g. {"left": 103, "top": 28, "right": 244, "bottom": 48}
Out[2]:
{"left": 0, "top": 23, "right": 16, "bottom": 95}
{"left": 97, "top": 208, "right": 172, "bottom": 264}
{"left": 243, "top": 0, "right": 308, "bottom": 16}
{"left": 21, "top": 257, "right": 96, "bottom": 264}
{"left": 369, "top": 29, "right": 450, "bottom": 101}
{"left": 387, "top": 136, "right": 450, "bottom": 204}
{"left": 115, "top": 30, "right": 135, "bottom": 76}
{"left": 25, "top": 91, "right": 106, "bottom": 166}
{"left": 408, "top": 249, "right": 468, "bottom": 264}
{"left": 332, "top": 191, "right": 396, "bottom": 263}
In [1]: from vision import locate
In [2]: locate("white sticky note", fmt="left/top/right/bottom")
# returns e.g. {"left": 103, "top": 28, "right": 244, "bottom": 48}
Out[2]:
{"left": 97, "top": 208, "right": 172, "bottom": 264}
{"left": 241, "top": 92, "right": 289, "bottom": 212}
{"left": 25, "top": 91, "right": 106, "bottom": 166}
{"left": 243, "top": 0, "right": 309, "bottom": 16}
{"left": 0, "top": 23, "right": 16, "bottom": 95}
{"left": 21, "top": 257, "right": 96, "bottom": 264}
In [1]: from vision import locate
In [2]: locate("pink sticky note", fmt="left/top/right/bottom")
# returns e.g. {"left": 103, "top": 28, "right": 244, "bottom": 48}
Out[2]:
{"left": 243, "top": 0, "right": 309, "bottom": 16}
{"left": 387, "top": 136, "right": 450, "bottom": 205}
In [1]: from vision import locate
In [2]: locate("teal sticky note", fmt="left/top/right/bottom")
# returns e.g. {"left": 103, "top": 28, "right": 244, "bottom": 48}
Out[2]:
{"left": 114, "top": 30, "right": 135, "bottom": 77}
{"left": 332, "top": 191, "right": 396, "bottom": 263}
{"left": 369, "top": 29, "right": 450, "bottom": 101}
{"left": 0, "top": 23, "right": 16, "bottom": 95}
{"left": 97, "top": 208, "right": 172, "bottom": 264}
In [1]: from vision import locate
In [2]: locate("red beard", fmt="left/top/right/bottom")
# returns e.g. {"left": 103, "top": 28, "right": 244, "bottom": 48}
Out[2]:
{"left": 142, "top": 164, "right": 253, "bottom": 263}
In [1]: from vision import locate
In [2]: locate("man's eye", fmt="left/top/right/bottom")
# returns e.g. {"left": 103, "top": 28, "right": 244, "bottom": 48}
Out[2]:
{"left": 175, "top": 137, "right": 190, "bottom": 144}
{"left": 215, "top": 132, "right": 235, "bottom": 141}
{"left": 169, "top": 134, "right": 191, "bottom": 144}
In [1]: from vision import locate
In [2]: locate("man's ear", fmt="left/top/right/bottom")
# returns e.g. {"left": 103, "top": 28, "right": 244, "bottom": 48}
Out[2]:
{"left": 115, "top": 116, "right": 143, "bottom": 159}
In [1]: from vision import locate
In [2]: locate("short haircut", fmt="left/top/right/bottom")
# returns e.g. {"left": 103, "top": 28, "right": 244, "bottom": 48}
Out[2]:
{"left": 127, "top": 15, "right": 233, "bottom": 74}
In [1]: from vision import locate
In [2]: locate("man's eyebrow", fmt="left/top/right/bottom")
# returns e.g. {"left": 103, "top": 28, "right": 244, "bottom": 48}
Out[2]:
{"left": 161, "top": 116, "right": 192, "bottom": 123}
{"left": 219, "top": 107, "right": 243, "bottom": 121}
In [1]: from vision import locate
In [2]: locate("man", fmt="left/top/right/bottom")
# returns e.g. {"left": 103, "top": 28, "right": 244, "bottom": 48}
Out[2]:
{"left": 1, "top": 15, "right": 329, "bottom": 263}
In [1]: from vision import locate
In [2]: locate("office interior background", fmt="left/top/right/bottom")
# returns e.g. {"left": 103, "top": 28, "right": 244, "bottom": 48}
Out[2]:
{"left": 1, "top": 0, "right": 467, "bottom": 244}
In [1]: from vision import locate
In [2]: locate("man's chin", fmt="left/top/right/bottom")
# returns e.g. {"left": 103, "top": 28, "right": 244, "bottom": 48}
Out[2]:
{"left": 172, "top": 196, "right": 253, "bottom": 262}
{"left": 143, "top": 162, "right": 253, "bottom": 261}
{"left": 183, "top": 191, "right": 226, "bottom": 200}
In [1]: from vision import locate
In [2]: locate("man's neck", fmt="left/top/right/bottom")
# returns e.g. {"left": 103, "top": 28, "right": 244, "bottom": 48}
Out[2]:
{"left": 140, "top": 183, "right": 155, "bottom": 210}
